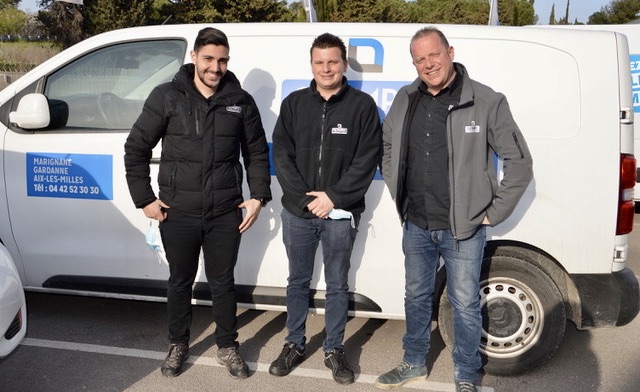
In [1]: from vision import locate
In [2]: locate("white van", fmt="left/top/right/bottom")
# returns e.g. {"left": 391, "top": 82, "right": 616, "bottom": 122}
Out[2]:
{"left": 1, "top": 23, "right": 638, "bottom": 376}
{"left": 535, "top": 24, "right": 640, "bottom": 202}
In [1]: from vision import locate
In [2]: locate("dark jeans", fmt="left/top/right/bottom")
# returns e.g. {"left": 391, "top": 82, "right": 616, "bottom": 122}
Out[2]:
{"left": 159, "top": 209, "right": 242, "bottom": 348}
{"left": 281, "top": 208, "right": 359, "bottom": 352}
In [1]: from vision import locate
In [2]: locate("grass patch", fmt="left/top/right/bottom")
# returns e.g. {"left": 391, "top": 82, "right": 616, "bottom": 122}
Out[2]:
{"left": 0, "top": 41, "right": 60, "bottom": 71}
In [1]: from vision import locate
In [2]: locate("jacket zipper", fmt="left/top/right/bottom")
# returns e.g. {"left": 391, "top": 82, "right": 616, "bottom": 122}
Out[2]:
{"left": 318, "top": 102, "right": 327, "bottom": 186}
{"left": 446, "top": 109, "right": 457, "bottom": 239}
{"left": 195, "top": 108, "right": 201, "bottom": 136}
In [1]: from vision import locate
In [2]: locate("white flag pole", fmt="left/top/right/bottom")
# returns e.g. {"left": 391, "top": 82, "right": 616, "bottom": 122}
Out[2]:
{"left": 488, "top": 0, "right": 499, "bottom": 26}
{"left": 56, "top": 0, "right": 84, "bottom": 5}
{"left": 302, "top": 0, "right": 318, "bottom": 23}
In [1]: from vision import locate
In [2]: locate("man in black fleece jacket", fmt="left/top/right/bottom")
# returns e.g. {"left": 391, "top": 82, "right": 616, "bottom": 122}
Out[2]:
{"left": 269, "top": 33, "right": 381, "bottom": 385}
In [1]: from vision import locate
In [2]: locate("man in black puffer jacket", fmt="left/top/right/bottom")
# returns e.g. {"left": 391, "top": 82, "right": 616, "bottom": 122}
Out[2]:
{"left": 124, "top": 27, "right": 271, "bottom": 380}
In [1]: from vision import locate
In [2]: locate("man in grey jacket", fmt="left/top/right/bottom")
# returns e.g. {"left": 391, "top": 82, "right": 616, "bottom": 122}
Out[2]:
{"left": 376, "top": 27, "right": 533, "bottom": 392}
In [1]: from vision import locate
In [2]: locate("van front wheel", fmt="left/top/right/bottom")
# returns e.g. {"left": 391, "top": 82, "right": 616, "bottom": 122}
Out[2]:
{"left": 437, "top": 251, "right": 566, "bottom": 376}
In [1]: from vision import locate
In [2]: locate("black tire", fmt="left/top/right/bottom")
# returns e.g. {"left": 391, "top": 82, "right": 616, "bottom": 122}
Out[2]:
{"left": 438, "top": 249, "right": 566, "bottom": 376}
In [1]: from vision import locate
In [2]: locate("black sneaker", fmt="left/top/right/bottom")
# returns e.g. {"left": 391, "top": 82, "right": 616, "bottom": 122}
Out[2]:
{"left": 216, "top": 346, "right": 249, "bottom": 379}
{"left": 160, "top": 342, "right": 189, "bottom": 377}
{"left": 269, "top": 342, "right": 305, "bottom": 376}
{"left": 324, "top": 348, "right": 355, "bottom": 385}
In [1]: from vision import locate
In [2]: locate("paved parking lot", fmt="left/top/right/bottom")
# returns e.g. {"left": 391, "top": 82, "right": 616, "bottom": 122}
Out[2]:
{"left": 2, "top": 225, "right": 640, "bottom": 391}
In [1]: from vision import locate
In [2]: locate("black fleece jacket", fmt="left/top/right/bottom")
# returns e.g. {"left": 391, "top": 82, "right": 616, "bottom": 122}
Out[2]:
{"left": 273, "top": 78, "right": 381, "bottom": 218}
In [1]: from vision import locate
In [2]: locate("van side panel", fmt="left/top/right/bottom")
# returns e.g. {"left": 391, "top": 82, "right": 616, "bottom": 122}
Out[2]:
{"left": 0, "top": 23, "right": 633, "bottom": 320}
{"left": 0, "top": 22, "right": 637, "bottom": 376}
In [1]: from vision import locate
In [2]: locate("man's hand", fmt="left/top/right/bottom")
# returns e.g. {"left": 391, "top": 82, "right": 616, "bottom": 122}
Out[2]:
{"left": 306, "top": 191, "right": 335, "bottom": 219}
{"left": 238, "top": 198, "right": 263, "bottom": 233}
{"left": 143, "top": 199, "right": 170, "bottom": 222}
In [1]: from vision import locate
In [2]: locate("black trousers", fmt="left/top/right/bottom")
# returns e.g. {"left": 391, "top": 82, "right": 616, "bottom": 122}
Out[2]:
{"left": 159, "top": 209, "right": 242, "bottom": 348}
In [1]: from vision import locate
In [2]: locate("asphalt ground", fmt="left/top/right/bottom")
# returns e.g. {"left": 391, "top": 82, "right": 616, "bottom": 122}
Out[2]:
{"left": 1, "top": 225, "right": 640, "bottom": 392}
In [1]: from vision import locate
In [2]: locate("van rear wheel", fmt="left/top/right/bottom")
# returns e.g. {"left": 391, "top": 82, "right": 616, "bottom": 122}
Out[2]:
{"left": 438, "top": 250, "right": 566, "bottom": 376}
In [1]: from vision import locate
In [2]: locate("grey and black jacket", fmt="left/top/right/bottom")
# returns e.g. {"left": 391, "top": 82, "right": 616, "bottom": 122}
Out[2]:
{"left": 124, "top": 64, "right": 271, "bottom": 220}
{"left": 381, "top": 63, "right": 533, "bottom": 240}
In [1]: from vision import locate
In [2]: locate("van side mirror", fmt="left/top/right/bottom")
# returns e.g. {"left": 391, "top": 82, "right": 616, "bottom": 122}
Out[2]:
{"left": 9, "top": 93, "right": 51, "bottom": 129}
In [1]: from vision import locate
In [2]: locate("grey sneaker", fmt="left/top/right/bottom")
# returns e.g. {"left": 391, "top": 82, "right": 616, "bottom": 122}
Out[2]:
{"left": 324, "top": 348, "right": 355, "bottom": 384}
{"left": 269, "top": 342, "right": 305, "bottom": 376}
{"left": 374, "top": 361, "right": 427, "bottom": 389}
{"left": 456, "top": 381, "right": 477, "bottom": 392}
{"left": 160, "top": 342, "right": 189, "bottom": 377}
{"left": 216, "top": 346, "right": 249, "bottom": 379}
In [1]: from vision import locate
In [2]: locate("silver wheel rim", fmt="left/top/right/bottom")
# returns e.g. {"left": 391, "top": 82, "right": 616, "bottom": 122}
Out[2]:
{"left": 479, "top": 277, "right": 545, "bottom": 358}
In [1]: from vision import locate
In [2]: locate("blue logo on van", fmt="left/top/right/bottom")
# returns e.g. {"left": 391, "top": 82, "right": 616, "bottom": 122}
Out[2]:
{"left": 27, "top": 152, "right": 113, "bottom": 200}
{"left": 348, "top": 38, "right": 384, "bottom": 73}
{"left": 630, "top": 54, "right": 640, "bottom": 113}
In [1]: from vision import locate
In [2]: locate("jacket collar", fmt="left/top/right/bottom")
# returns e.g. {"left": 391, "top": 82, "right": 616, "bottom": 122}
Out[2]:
{"left": 405, "top": 63, "right": 474, "bottom": 108}
{"left": 309, "top": 76, "right": 350, "bottom": 103}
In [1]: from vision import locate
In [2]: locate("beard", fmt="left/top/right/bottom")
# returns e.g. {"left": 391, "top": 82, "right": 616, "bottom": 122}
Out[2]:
{"left": 197, "top": 68, "right": 224, "bottom": 90}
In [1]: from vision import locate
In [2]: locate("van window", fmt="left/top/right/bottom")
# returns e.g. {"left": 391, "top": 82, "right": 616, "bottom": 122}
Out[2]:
{"left": 44, "top": 40, "right": 186, "bottom": 130}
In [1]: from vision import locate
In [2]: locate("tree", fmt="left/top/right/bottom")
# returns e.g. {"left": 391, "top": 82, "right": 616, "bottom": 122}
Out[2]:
{"left": 314, "top": 0, "right": 330, "bottom": 21}
{"left": 36, "top": 0, "right": 203, "bottom": 47}
{"left": 498, "top": 0, "right": 536, "bottom": 25}
{"left": 89, "top": 0, "right": 154, "bottom": 34}
{"left": 548, "top": 3, "right": 555, "bottom": 24}
{"left": 413, "top": 0, "right": 483, "bottom": 24}
{"left": 0, "top": 6, "right": 28, "bottom": 36}
{"left": 156, "top": 0, "right": 293, "bottom": 23}
{"left": 1, "top": 0, "right": 20, "bottom": 8}
{"left": 329, "top": 0, "right": 416, "bottom": 22}
{"left": 158, "top": 0, "right": 223, "bottom": 23}
{"left": 21, "top": 13, "right": 48, "bottom": 39}
{"left": 37, "top": 0, "right": 90, "bottom": 48}
{"left": 219, "top": 0, "right": 294, "bottom": 22}
{"left": 288, "top": 1, "right": 307, "bottom": 22}
{"left": 37, "top": 0, "right": 152, "bottom": 47}
{"left": 374, "top": 0, "right": 419, "bottom": 23}
{"left": 588, "top": 0, "right": 640, "bottom": 24}
{"left": 411, "top": 0, "right": 534, "bottom": 26}
{"left": 330, "top": 0, "right": 379, "bottom": 21}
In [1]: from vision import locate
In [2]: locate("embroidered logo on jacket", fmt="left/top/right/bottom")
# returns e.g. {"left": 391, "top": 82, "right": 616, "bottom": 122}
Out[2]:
{"left": 226, "top": 105, "right": 242, "bottom": 114}
{"left": 331, "top": 124, "right": 348, "bottom": 135}
{"left": 465, "top": 121, "right": 480, "bottom": 133}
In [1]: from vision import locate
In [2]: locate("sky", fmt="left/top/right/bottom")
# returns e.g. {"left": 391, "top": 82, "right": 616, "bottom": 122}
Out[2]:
{"left": 535, "top": 0, "right": 611, "bottom": 24}
{"left": 18, "top": 0, "right": 614, "bottom": 25}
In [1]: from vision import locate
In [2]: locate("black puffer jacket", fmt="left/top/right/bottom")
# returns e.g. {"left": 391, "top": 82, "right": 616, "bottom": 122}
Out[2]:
{"left": 124, "top": 64, "right": 271, "bottom": 220}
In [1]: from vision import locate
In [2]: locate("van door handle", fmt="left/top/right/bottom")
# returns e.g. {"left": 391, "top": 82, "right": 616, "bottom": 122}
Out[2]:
{"left": 620, "top": 107, "right": 634, "bottom": 124}
{"left": 150, "top": 158, "right": 161, "bottom": 164}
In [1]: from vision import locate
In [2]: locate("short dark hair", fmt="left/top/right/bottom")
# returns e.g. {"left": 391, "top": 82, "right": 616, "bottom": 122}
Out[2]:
{"left": 310, "top": 33, "right": 347, "bottom": 62}
{"left": 410, "top": 26, "right": 450, "bottom": 51}
{"left": 194, "top": 27, "right": 229, "bottom": 52}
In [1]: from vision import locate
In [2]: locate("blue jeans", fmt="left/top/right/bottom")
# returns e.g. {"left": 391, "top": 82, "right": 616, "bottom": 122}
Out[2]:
{"left": 281, "top": 208, "right": 358, "bottom": 352}
{"left": 402, "top": 222, "right": 486, "bottom": 383}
